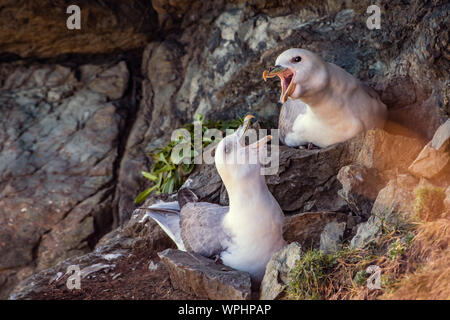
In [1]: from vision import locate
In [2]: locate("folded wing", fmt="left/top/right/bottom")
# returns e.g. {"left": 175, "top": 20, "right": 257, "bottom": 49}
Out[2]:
{"left": 180, "top": 202, "right": 230, "bottom": 258}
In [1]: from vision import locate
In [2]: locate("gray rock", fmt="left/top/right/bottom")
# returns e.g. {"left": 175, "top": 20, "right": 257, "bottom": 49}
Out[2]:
{"left": 408, "top": 120, "right": 450, "bottom": 179}
{"left": 113, "top": 41, "right": 186, "bottom": 225}
{"left": 354, "top": 129, "right": 424, "bottom": 172}
{"left": 81, "top": 62, "right": 130, "bottom": 100}
{"left": 283, "top": 212, "right": 349, "bottom": 249}
{"left": 0, "top": 62, "right": 128, "bottom": 297}
{"left": 349, "top": 217, "right": 382, "bottom": 249}
{"left": 351, "top": 174, "right": 418, "bottom": 248}
{"left": 158, "top": 248, "right": 251, "bottom": 300}
{"left": 80, "top": 263, "right": 115, "bottom": 279}
{"left": 408, "top": 143, "right": 450, "bottom": 179}
{"left": 260, "top": 242, "right": 302, "bottom": 300}
{"left": 337, "top": 164, "right": 385, "bottom": 219}
{"left": 266, "top": 145, "right": 352, "bottom": 213}
{"left": 431, "top": 119, "right": 450, "bottom": 151}
{"left": 320, "top": 221, "right": 346, "bottom": 254}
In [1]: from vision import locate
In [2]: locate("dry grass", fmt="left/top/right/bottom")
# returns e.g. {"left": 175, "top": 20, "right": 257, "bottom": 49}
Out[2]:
{"left": 414, "top": 187, "right": 446, "bottom": 222}
{"left": 410, "top": 218, "right": 450, "bottom": 261}
{"left": 382, "top": 217, "right": 450, "bottom": 300}
{"left": 382, "top": 254, "right": 450, "bottom": 300}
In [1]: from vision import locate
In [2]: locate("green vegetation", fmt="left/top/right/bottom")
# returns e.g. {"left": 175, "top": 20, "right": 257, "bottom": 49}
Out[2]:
{"left": 135, "top": 115, "right": 244, "bottom": 204}
{"left": 286, "top": 247, "right": 377, "bottom": 300}
{"left": 286, "top": 250, "right": 335, "bottom": 300}
{"left": 387, "top": 238, "right": 407, "bottom": 260}
{"left": 286, "top": 228, "right": 417, "bottom": 300}
{"left": 353, "top": 269, "right": 369, "bottom": 286}
{"left": 413, "top": 186, "right": 445, "bottom": 221}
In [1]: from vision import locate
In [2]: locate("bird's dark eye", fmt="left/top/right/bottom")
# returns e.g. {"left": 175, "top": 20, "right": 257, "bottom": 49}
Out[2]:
{"left": 292, "top": 56, "right": 302, "bottom": 63}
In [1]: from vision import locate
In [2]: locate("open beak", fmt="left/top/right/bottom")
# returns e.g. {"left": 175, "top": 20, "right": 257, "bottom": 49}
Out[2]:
{"left": 236, "top": 115, "right": 271, "bottom": 149}
{"left": 263, "top": 65, "right": 296, "bottom": 103}
{"left": 237, "top": 114, "right": 255, "bottom": 145}
{"left": 249, "top": 135, "right": 272, "bottom": 150}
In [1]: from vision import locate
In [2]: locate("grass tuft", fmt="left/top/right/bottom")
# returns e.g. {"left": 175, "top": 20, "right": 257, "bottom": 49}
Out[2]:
{"left": 286, "top": 228, "right": 421, "bottom": 300}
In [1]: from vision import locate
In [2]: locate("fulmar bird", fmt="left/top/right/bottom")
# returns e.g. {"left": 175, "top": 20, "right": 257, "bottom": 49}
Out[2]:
{"left": 146, "top": 115, "right": 286, "bottom": 282}
{"left": 263, "top": 48, "right": 387, "bottom": 148}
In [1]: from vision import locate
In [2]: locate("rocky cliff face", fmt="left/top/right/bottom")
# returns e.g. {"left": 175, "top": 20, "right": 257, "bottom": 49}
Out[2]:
{"left": 0, "top": 0, "right": 449, "bottom": 299}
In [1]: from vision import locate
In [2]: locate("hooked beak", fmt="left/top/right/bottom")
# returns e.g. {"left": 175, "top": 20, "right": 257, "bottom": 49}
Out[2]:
{"left": 236, "top": 115, "right": 271, "bottom": 149}
{"left": 263, "top": 65, "right": 296, "bottom": 103}
{"left": 249, "top": 135, "right": 272, "bottom": 150}
{"left": 237, "top": 114, "right": 255, "bottom": 144}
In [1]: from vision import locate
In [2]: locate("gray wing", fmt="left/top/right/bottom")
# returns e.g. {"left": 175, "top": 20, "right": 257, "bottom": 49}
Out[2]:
{"left": 279, "top": 99, "right": 307, "bottom": 144}
{"left": 180, "top": 202, "right": 230, "bottom": 258}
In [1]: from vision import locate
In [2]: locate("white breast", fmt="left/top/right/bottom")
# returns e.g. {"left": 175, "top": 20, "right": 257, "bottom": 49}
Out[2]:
{"left": 220, "top": 199, "right": 285, "bottom": 281}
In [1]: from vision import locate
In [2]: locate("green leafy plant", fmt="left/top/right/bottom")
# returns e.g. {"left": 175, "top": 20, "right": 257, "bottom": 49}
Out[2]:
{"left": 135, "top": 114, "right": 244, "bottom": 204}
{"left": 353, "top": 269, "right": 369, "bottom": 286}
{"left": 387, "top": 238, "right": 406, "bottom": 260}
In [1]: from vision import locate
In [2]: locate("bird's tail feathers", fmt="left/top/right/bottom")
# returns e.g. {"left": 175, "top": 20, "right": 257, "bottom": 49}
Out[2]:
{"left": 147, "top": 200, "right": 180, "bottom": 212}
{"left": 145, "top": 201, "right": 186, "bottom": 251}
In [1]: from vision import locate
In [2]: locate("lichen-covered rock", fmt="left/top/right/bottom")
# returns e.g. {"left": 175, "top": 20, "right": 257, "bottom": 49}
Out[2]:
{"left": 260, "top": 242, "right": 302, "bottom": 300}
{"left": 158, "top": 248, "right": 251, "bottom": 300}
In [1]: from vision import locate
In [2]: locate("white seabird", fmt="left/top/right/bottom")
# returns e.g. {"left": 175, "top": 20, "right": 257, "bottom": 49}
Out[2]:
{"left": 263, "top": 48, "right": 387, "bottom": 148}
{"left": 146, "top": 115, "right": 286, "bottom": 282}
